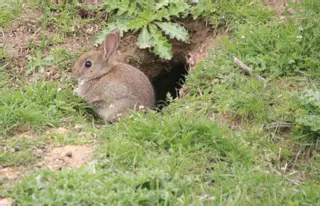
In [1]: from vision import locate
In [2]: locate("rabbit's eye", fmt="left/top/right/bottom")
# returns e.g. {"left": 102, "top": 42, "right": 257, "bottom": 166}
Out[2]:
{"left": 85, "top": 60, "right": 92, "bottom": 68}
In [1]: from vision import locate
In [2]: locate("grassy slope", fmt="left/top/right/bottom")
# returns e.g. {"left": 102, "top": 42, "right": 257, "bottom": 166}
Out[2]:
{"left": 1, "top": 0, "right": 320, "bottom": 205}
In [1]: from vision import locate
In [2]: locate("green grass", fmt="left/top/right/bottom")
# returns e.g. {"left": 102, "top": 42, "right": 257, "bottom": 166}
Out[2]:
{"left": 26, "top": 47, "right": 78, "bottom": 74}
{"left": 4, "top": 105, "right": 320, "bottom": 204}
{"left": 220, "top": 2, "right": 320, "bottom": 78}
{"left": 1, "top": 0, "right": 320, "bottom": 205}
{"left": 0, "top": 0, "right": 23, "bottom": 27}
{"left": 0, "top": 82, "right": 87, "bottom": 137}
{"left": 0, "top": 138, "right": 42, "bottom": 168}
{"left": 49, "top": 47, "right": 78, "bottom": 71}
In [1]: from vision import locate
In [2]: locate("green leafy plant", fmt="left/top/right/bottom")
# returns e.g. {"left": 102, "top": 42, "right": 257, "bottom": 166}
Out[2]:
{"left": 26, "top": 51, "right": 54, "bottom": 74}
{"left": 294, "top": 90, "right": 320, "bottom": 139}
{"left": 96, "top": 0, "right": 190, "bottom": 59}
{"left": 95, "top": 0, "right": 272, "bottom": 60}
{"left": 49, "top": 47, "right": 77, "bottom": 71}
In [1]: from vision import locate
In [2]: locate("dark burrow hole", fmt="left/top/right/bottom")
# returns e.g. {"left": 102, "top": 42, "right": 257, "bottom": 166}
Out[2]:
{"left": 119, "top": 48, "right": 190, "bottom": 111}
{"left": 151, "top": 54, "right": 189, "bottom": 110}
{"left": 117, "top": 20, "right": 212, "bottom": 110}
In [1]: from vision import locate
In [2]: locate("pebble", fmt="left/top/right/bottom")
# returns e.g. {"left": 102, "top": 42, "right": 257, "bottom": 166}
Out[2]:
{"left": 74, "top": 124, "right": 84, "bottom": 133}
{"left": 14, "top": 146, "right": 21, "bottom": 152}
{"left": 66, "top": 151, "right": 73, "bottom": 158}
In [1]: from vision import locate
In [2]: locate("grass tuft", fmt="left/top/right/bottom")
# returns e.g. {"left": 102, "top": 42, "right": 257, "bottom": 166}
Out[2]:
{"left": 0, "top": 82, "right": 86, "bottom": 137}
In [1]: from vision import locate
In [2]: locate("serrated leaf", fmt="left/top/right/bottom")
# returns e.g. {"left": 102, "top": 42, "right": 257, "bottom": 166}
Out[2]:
{"left": 137, "top": 26, "right": 152, "bottom": 49}
{"left": 155, "top": 0, "right": 169, "bottom": 10}
{"left": 94, "top": 28, "right": 114, "bottom": 46}
{"left": 94, "top": 19, "right": 129, "bottom": 45}
{"left": 160, "top": 1, "right": 190, "bottom": 19}
{"left": 149, "top": 25, "right": 172, "bottom": 60}
{"left": 126, "top": 17, "right": 150, "bottom": 30}
{"left": 155, "top": 21, "right": 189, "bottom": 42}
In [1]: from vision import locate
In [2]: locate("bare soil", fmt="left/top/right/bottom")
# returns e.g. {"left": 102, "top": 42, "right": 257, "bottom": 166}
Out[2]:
{"left": 0, "top": 145, "right": 93, "bottom": 186}
{"left": 265, "top": 0, "right": 300, "bottom": 22}
{"left": 0, "top": 167, "right": 21, "bottom": 181}
{"left": 1, "top": 7, "right": 99, "bottom": 82}
{"left": 0, "top": 198, "right": 13, "bottom": 206}
{"left": 265, "top": 0, "right": 289, "bottom": 14}
{"left": 41, "top": 145, "right": 94, "bottom": 170}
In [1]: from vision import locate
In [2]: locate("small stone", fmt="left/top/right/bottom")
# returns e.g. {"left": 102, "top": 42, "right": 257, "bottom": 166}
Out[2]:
{"left": 35, "top": 149, "right": 42, "bottom": 154}
{"left": 35, "top": 162, "right": 44, "bottom": 168}
{"left": 34, "top": 149, "right": 43, "bottom": 157}
{"left": 66, "top": 152, "right": 73, "bottom": 158}
{"left": 74, "top": 124, "right": 84, "bottom": 133}
{"left": 14, "top": 146, "right": 21, "bottom": 152}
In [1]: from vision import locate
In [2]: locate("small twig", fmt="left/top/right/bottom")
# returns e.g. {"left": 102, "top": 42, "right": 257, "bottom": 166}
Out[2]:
{"left": 198, "top": 88, "right": 203, "bottom": 97}
{"left": 267, "top": 121, "right": 293, "bottom": 129}
{"left": 233, "top": 57, "right": 266, "bottom": 82}
{"left": 31, "top": 27, "right": 41, "bottom": 39}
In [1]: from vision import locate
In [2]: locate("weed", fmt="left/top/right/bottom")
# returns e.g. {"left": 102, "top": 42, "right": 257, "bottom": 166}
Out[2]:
{"left": 294, "top": 90, "right": 320, "bottom": 140}
{"left": 96, "top": 0, "right": 190, "bottom": 59}
{"left": 48, "top": 34, "right": 65, "bottom": 44}
{"left": 26, "top": 51, "right": 53, "bottom": 74}
{"left": 96, "top": 0, "right": 271, "bottom": 59}
{"left": 49, "top": 47, "right": 77, "bottom": 71}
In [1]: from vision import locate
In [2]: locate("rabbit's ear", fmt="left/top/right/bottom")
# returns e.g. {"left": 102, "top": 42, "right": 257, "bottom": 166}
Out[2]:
{"left": 104, "top": 29, "right": 120, "bottom": 59}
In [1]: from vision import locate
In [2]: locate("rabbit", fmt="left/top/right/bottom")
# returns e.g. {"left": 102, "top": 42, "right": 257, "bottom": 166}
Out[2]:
{"left": 72, "top": 28, "right": 155, "bottom": 122}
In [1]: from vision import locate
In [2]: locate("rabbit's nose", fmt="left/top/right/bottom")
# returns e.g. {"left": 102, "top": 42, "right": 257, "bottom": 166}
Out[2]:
{"left": 71, "top": 68, "right": 79, "bottom": 78}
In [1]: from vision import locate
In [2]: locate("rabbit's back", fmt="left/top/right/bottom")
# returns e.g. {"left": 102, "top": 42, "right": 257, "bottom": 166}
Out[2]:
{"left": 100, "top": 63, "right": 155, "bottom": 109}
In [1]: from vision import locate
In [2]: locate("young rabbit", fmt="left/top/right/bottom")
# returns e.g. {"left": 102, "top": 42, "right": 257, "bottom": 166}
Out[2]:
{"left": 72, "top": 29, "right": 155, "bottom": 122}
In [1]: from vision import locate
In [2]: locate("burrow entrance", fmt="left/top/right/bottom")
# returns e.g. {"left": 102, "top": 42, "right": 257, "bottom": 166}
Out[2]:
{"left": 151, "top": 54, "right": 188, "bottom": 109}
{"left": 114, "top": 20, "right": 217, "bottom": 109}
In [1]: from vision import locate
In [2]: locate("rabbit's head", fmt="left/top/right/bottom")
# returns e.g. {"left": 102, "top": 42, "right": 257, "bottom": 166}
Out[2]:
{"left": 72, "top": 29, "right": 120, "bottom": 81}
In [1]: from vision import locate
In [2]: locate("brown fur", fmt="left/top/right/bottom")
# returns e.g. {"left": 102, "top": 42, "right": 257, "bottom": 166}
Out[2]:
{"left": 72, "top": 29, "right": 155, "bottom": 122}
